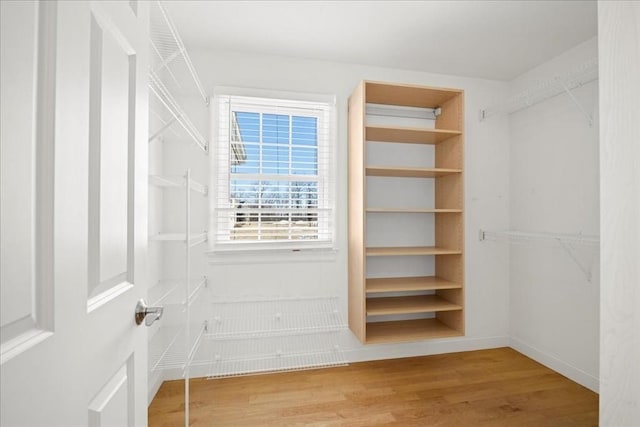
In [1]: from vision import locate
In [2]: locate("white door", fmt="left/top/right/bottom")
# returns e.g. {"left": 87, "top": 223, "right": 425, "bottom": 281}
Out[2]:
{"left": 1, "top": 1, "right": 150, "bottom": 426}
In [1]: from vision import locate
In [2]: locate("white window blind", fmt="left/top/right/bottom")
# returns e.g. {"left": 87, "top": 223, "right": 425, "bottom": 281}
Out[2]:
{"left": 212, "top": 93, "right": 335, "bottom": 251}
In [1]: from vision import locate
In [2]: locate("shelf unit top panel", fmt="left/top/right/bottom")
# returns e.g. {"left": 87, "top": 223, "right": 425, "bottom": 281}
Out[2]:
{"left": 366, "top": 276, "right": 462, "bottom": 293}
{"left": 366, "top": 166, "right": 462, "bottom": 178}
{"left": 367, "top": 295, "right": 462, "bottom": 316}
{"left": 366, "top": 126, "right": 461, "bottom": 144}
{"left": 366, "top": 246, "right": 462, "bottom": 256}
{"left": 366, "top": 318, "right": 463, "bottom": 344}
{"left": 365, "top": 81, "right": 462, "bottom": 108}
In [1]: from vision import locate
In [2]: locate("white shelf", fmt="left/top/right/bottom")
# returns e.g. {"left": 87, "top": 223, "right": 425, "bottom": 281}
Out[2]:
{"left": 194, "top": 331, "right": 349, "bottom": 379}
{"left": 149, "top": 72, "right": 208, "bottom": 151}
{"left": 149, "top": 175, "right": 208, "bottom": 195}
{"left": 479, "top": 229, "right": 599, "bottom": 245}
{"left": 150, "top": 232, "right": 208, "bottom": 247}
{"left": 148, "top": 2, "right": 208, "bottom": 150}
{"left": 207, "top": 297, "right": 346, "bottom": 339}
{"left": 480, "top": 229, "right": 599, "bottom": 282}
{"left": 149, "top": 277, "right": 207, "bottom": 307}
{"left": 480, "top": 57, "right": 598, "bottom": 125}
{"left": 149, "top": 1, "right": 206, "bottom": 102}
{"left": 196, "top": 297, "right": 349, "bottom": 378}
{"left": 148, "top": 321, "right": 207, "bottom": 373}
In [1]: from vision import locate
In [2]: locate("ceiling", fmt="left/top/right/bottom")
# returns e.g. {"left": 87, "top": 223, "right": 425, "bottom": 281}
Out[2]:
{"left": 163, "top": 0, "right": 597, "bottom": 81}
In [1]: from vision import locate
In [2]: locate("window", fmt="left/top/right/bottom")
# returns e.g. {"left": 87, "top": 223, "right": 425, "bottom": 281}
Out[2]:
{"left": 212, "top": 91, "right": 335, "bottom": 251}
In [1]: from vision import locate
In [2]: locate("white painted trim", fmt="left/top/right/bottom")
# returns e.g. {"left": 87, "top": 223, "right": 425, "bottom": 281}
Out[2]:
{"left": 147, "top": 370, "right": 165, "bottom": 406}
{"left": 35, "top": 0, "right": 57, "bottom": 336}
{"left": 212, "top": 86, "right": 336, "bottom": 105}
{"left": 344, "top": 336, "right": 510, "bottom": 363}
{"left": 207, "top": 247, "right": 337, "bottom": 264}
{"left": 510, "top": 336, "right": 599, "bottom": 393}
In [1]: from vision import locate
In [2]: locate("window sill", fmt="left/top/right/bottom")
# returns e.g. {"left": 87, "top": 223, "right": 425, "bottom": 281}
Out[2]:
{"left": 206, "top": 246, "right": 338, "bottom": 265}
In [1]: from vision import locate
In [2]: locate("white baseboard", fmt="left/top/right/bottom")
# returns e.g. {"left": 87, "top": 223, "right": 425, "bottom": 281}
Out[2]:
{"left": 344, "top": 335, "right": 511, "bottom": 363}
{"left": 509, "top": 337, "right": 599, "bottom": 393}
{"left": 147, "top": 370, "right": 165, "bottom": 406}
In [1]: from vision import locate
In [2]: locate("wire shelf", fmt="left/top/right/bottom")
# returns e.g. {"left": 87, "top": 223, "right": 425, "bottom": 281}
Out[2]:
{"left": 479, "top": 229, "right": 599, "bottom": 245}
{"left": 149, "top": 174, "right": 208, "bottom": 195}
{"left": 148, "top": 1, "right": 208, "bottom": 150}
{"left": 149, "top": 276, "right": 208, "bottom": 307}
{"left": 149, "top": 232, "right": 208, "bottom": 247}
{"left": 479, "top": 229, "right": 599, "bottom": 281}
{"left": 480, "top": 57, "right": 598, "bottom": 124}
{"left": 149, "top": 1, "right": 206, "bottom": 102}
{"left": 207, "top": 296, "right": 347, "bottom": 339}
{"left": 149, "top": 321, "right": 207, "bottom": 373}
{"left": 149, "top": 71, "right": 208, "bottom": 151}
{"left": 196, "top": 331, "right": 349, "bottom": 379}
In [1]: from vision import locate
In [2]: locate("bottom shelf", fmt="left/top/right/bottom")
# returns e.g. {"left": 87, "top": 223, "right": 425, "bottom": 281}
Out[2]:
{"left": 148, "top": 322, "right": 207, "bottom": 372}
{"left": 366, "top": 318, "right": 462, "bottom": 344}
{"left": 191, "top": 331, "right": 349, "bottom": 379}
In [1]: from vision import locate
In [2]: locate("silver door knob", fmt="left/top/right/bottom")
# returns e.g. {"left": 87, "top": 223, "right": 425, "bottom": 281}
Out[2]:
{"left": 135, "top": 299, "right": 164, "bottom": 326}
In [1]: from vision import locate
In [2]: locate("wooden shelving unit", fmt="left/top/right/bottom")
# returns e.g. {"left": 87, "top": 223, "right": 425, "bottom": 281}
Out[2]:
{"left": 348, "top": 80, "right": 464, "bottom": 344}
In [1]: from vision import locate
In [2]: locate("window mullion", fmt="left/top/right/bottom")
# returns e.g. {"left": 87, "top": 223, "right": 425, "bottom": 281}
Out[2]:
{"left": 258, "top": 112, "right": 263, "bottom": 241}
{"left": 288, "top": 115, "right": 293, "bottom": 240}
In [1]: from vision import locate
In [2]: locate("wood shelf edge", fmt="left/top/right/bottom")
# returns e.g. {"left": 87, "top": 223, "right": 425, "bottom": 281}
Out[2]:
{"left": 366, "top": 246, "right": 462, "bottom": 256}
{"left": 366, "top": 295, "right": 462, "bottom": 316}
{"left": 366, "top": 276, "right": 462, "bottom": 293}
{"left": 365, "top": 318, "right": 463, "bottom": 344}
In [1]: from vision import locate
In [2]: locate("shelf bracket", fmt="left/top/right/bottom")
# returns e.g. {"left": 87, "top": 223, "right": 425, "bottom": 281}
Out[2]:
{"left": 557, "top": 239, "right": 594, "bottom": 282}
{"left": 558, "top": 80, "right": 594, "bottom": 127}
{"left": 148, "top": 115, "right": 180, "bottom": 142}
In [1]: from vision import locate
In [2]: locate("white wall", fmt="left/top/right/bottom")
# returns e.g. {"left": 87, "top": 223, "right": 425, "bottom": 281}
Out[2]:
{"left": 161, "top": 50, "right": 512, "bottom": 362}
{"left": 507, "top": 38, "right": 600, "bottom": 392}
{"left": 598, "top": 1, "right": 640, "bottom": 424}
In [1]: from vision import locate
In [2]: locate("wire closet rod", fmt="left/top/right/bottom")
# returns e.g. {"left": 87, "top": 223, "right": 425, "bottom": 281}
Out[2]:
{"left": 478, "top": 229, "right": 599, "bottom": 245}
{"left": 480, "top": 57, "right": 598, "bottom": 125}
{"left": 479, "top": 229, "right": 599, "bottom": 282}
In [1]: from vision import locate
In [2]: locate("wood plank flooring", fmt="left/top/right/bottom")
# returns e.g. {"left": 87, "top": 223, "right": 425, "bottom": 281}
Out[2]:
{"left": 149, "top": 347, "right": 598, "bottom": 426}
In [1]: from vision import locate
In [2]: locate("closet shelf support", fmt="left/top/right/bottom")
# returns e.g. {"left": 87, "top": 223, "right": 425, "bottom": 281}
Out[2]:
{"left": 479, "top": 229, "right": 599, "bottom": 282}
{"left": 558, "top": 80, "right": 594, "bottom": 127}
{"left": 148, "top": 115, "right": 180, "bottom": 142}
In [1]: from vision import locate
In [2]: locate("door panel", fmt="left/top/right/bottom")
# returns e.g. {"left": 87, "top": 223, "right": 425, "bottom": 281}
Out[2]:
{"left": 88, "top": 357, "right": 134, "bottom": 427}
{"left": 87, "top": 6, "right": 136, "bottom": 304}
{"left": 0, "top": 0, "right": 55, "bottom": 365}
{"left": 0, "top": 1, "right": 149, "bottom": 426}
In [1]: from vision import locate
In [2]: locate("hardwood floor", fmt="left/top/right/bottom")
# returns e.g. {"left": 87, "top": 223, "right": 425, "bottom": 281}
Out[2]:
{"left": 149, "top": 347, "right": 598, "bottom": 426}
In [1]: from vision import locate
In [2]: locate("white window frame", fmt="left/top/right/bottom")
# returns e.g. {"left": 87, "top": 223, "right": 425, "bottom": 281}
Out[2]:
{"left": 209, "top": 87, "right": 336, "bottom": 254}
